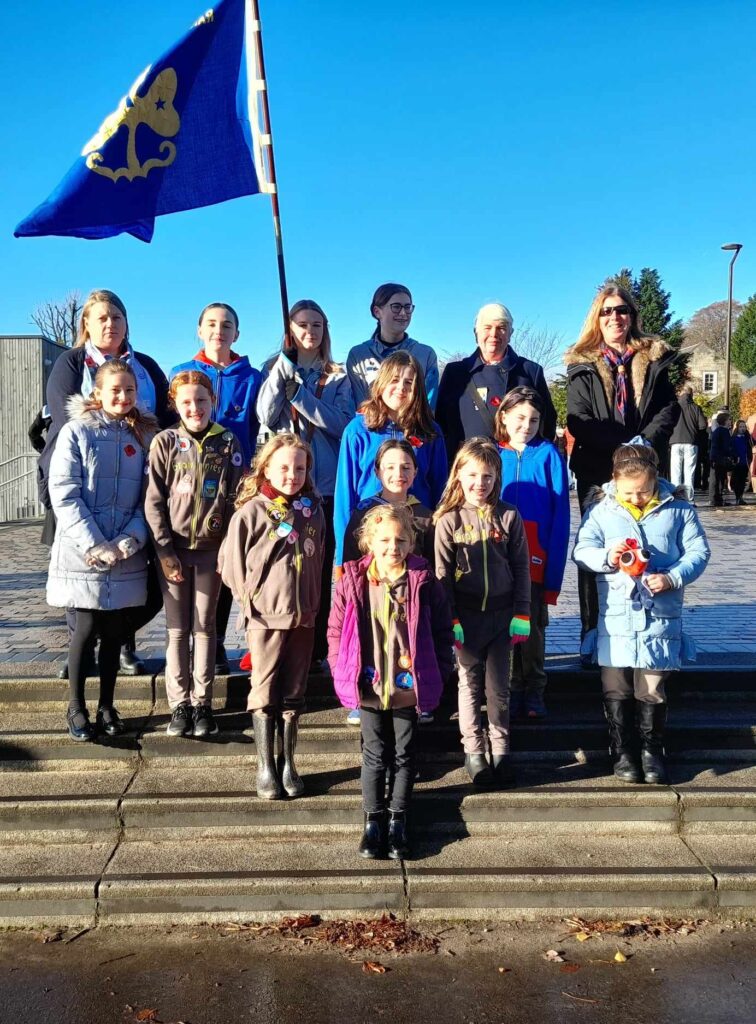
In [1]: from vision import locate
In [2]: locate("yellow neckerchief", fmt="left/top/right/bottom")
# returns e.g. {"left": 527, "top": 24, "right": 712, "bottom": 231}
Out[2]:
{"left": 615, "top": 492, "right": 661, "bottom": 521}
{"left": 367, "top": 558, "right": 407, "bottom": 585}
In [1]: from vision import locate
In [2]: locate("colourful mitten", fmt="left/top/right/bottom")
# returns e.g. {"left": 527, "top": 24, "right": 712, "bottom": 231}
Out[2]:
{"left": 452, "top": 619, "right": 465, "bottom": 650}
{"left": 509, "top": 615, "right": 531, "bottom": 645}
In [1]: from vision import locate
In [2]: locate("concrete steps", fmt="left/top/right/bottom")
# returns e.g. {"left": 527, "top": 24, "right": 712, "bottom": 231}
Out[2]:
{"left": 0, "top": 665, "right": 754, "bottom": 925}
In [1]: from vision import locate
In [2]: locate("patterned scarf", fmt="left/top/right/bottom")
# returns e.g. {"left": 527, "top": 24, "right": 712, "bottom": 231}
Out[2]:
{"left": 601, "top": 345, "right": 634, "bottom": 422}
{"left": 82, "top": 341, "right": 157, "bottom": 414}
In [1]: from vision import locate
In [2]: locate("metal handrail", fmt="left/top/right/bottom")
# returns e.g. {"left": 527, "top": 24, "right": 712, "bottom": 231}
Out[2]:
{"left": 0, "top": 454, "right": 37, "bottom": 470}
{"left": 0, "top": 468, "right": 37, "bottom": 490}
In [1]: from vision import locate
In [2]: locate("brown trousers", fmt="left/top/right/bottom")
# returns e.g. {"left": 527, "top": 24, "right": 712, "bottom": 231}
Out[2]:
{"left": 159, "top": 547, "right": 222, "bottom": 709}
{"left": 246, "top": 626, "right": 314, "bottom": 718}
{"left": 456, "top": 609, "right": 512, "bottom": 756}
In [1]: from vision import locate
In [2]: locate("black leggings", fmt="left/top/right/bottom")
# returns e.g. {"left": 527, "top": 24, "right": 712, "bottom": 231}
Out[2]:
{"left": 68, "top": 609, "right": 126, "bottom": 712}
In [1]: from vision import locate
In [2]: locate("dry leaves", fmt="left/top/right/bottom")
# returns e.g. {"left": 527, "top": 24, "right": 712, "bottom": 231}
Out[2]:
{"left": 136, "top": 1011, "right": 159, "bottom": 1022}
{"left": 497, "top": 967, "right": 511, "bottom": 974}
{"left": 560, "top": 964, "right": 581, "bottom": 974}
{"left": 564, "top": 916, "right": 700, "bottom": 940}
{"left": 614, "top": 951, "right": 628, "bottom": 963}
{"left": 543, "top": 949, "right": 566, "bottom": 962}
{"left": 362, "top": 961, "right": 388, "bottom": 975}
{"left": 217, "top": 914, "right": 437, "bottom": 957}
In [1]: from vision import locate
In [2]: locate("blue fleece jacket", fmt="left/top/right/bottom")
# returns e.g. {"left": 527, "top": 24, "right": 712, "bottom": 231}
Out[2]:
{"left": 499, "top": 437, "right": 570, "bottom": 604}
{"left": 333, "top": 414, "right": 448, "bottom": 566}
{"left": 170, "top": 352, "right": 261, "bottom": 467}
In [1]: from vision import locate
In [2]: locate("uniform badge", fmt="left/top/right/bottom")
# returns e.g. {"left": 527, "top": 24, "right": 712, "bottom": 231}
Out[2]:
{"left": 177, "top": 474, "right": 194, "bottom": 495}
{"left": 124, "top": 444, "right": 136, "bottom": 457}
{"left": 395, "top": 671, "right": 414, "bottom": 690}
{"left": 203, "top": 480, "right": 218, "bottom": 499}
{"left": 222, "top": 431, "right": 234, "bottom": 441}
{"left": 178, "top": 436, "right": 191, "bottom": 452}
{"left": 304, "top": 538, "right": 315, "bottom": 557}
{"left": 231, "top": 452, "right": 243, "bottom": 467}
{"left": 398, "top": 653, "right": 412, "bottom": 670}
{"left": 206, "top": 513, "right": 223, "bottom": 533}
{"left": 266, "top": 505, "right": 284, "bottom": 524}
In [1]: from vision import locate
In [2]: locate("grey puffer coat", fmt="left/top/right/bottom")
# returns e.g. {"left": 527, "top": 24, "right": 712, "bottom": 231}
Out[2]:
{"left": 46, "top": 397, "right": 156, "bottom": 610}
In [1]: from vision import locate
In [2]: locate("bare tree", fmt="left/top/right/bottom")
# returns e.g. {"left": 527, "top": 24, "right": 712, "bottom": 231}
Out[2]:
{"left": 684, "top": 300, "right": 744, "bottom": 360}
{"left": 30, "top": 291, "right": 83, "bottom": 347}
{"left": 513, "top": 322, "right": 566, "bottom": 379}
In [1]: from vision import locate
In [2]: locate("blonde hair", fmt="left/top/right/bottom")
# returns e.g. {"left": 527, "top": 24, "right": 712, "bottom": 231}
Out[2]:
{"left": 87, "top": 359, "right": 153, "bottom": 449}
{"left": 433, "top": 437, "right": 502, "bottom": 523}
{"left": 234, "top": 432, "right": 314, "bottom": 508}
{"left": 571, "top": 284, "right": 659, "bottom": 359}
{"left": 357, "top": 502, "right": 416, "bottom": 554}
{"left": 360, "top": 350, "right": 437, "bottom": 437}
{"left": 76, "top": 289, "right": 129, "bottom": 348}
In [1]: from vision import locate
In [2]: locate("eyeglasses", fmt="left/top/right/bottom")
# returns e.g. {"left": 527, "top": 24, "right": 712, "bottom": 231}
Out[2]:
{"left": 599, "top": 305, "right": 631, "bottom": 318}
{"left": 388, "top": 303, "right": 415, "bottom": 314}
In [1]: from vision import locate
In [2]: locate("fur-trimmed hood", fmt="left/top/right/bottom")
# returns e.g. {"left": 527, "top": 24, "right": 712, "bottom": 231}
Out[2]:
{"left": 65, "top": 393, "right": 160, "bottom": 434}
{"left": 564, "top": 337, "right": 673, "bottom": 413}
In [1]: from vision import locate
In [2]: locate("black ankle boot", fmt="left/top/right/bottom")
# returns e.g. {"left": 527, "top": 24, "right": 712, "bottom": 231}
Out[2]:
{"left": 119, "top": 635, "right": 144, "bottom": 676}
{"left": 465, "top": 753, "right": 495, "bottom": 788}
{"left": 280, "top": 717, "right": 304, "bottom": 798}
{"left": 252, "top": 712, "right": 284, "bottom": 800}
{"left": 603, "top": 698, "right": 642, "bottom": 783}
{"left": 638, "top": 702, "right": 669, "bottom": 784}
{"left": 387, "top": 811, "right": 410, "bottom": 860}
{"left": 358, "top": 811, "right": 387, "bottom": 859}
{"left": 492, "top": 753, "right": 516, "bottom": 788}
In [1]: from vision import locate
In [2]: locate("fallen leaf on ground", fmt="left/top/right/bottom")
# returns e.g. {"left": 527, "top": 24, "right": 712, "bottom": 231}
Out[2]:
{"left": 575, "top": 931, "right": 590, "bottom": 942}
{"left": 362, "top": 961, "right": 388, "bottom": 975}
{"left": 614, "top": 951, "right": 628, "bottom": 963}
{"left": 136, "top": 1010, "right": 160, "bottom": 1022}
{"left": 560, "top": 964, "right": 581, "bottom": 974}
{"left": 37, "top": 930, "right": 63, "bottom": 944}
{"left": 562, "top": 992, "right": 600, "bottom": 1005}
{"left": 498, "top": 967, "right": 511, "bottom": 974}
{"left": 544, "top": 949, "right": 566, "bottom": 962}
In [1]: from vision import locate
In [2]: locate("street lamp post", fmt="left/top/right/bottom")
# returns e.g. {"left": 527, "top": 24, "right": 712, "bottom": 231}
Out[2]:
{"left": 721, "top": 242, "right": 743, "bottom": 405}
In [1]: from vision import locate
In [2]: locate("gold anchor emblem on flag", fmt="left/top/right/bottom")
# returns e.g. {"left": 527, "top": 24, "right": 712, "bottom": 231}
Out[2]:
{"left": 82, "top": 67, "right": 180, "bottom": 182}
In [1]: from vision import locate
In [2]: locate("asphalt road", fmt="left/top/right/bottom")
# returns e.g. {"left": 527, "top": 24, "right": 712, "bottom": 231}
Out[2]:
{"left": 0, "top": 918, "right": 753, "bottom": 1024}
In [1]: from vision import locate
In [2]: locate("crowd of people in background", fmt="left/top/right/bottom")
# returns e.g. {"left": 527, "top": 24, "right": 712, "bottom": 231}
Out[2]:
{"left": 34, "top": 279, "right": 740, "bottom": 859}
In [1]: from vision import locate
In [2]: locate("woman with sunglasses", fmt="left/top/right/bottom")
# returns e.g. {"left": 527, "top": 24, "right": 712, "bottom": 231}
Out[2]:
{"left": 565, "top": 286, "right": 679, "bottom": 660}
{"left": 345, "top": 283, "right": 439, "bottom": 411}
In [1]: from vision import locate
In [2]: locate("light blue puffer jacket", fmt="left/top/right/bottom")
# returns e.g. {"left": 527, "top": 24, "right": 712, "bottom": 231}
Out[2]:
{"left": 572, "top": 479, "right": 710, "bottom": 670}
{"left": 46, "top": 398, "right": 155, "bottom": 610}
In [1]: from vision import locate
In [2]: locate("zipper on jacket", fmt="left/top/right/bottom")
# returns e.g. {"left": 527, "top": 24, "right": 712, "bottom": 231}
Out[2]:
{"left": 479, "top": 508, "right": 489, "bottom": 612}
{"left": 112, "top": 422, "right": 121, "bottom": 539}
{"left": 381, "top": 583, "right": 392, "bottom": 711}
{"left": 294, "top": 537, "right": 303, "bottom": 627}
{"left": 188, "top": 434, "right": 209, "bottom": 550}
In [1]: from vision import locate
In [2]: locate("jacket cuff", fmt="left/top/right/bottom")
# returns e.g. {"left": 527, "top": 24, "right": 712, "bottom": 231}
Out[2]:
{"left": 543, "top": 590, "right": 559, "bottom": 606}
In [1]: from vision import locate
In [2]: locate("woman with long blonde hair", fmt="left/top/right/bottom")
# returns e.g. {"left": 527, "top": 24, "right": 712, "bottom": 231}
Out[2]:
{"left": 565, "top": 285, "right": 679, "bottom": 654}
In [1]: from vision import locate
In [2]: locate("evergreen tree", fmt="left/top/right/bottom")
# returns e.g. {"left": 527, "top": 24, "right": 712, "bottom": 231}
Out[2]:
{"left": 731, "top": 293, "right": 756, "bottom": 377}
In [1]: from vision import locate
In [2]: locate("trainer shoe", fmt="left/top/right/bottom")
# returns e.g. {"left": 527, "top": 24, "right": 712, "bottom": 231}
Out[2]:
{"left": 193, "top": 704, "right": 219, "bottom": 738}
{"left": 167, "top": 701, "right": 193, "bottom": 736}
{"left": 418, "top": 711, "right": 434, "bottom": 725}
{"left": 525, "top": 693, "right": 547, "bottom": 719}
{"left": 346, "top": 709, "right": 361, "bottom": 726}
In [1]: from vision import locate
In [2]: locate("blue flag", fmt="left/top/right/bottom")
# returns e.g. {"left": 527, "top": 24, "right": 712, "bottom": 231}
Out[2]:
{"left": 15, "top": 0, "right": 263, "bottom": 243}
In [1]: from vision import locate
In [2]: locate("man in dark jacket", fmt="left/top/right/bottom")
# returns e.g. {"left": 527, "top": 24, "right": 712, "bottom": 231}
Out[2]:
{"left": 436, "top": 303, "right": 556, "bottom": 465}
{"left": 709, "top": 411, "right": 734, "bottom": 507}
{"left": 669, "top": 386, "right": 708, "bottom": 501}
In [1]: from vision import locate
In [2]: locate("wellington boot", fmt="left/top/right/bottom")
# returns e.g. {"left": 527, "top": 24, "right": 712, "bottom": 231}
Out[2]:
{"left": 252, "top": 712, "right": 284, "bottom": 800}
{"left": 387, "top": 811, "right": 410, "bottom": 860}
{"left": 638, "top": 702, "right": 669, "bottom": 785}
{"left": 465, "top": 753, "right": 495, "bottom": 788}
{"left": 280, "top": 717, "right": 305, "bottom": 798}
{"left": 358, "top": 811, "right": 387, "bottom": 859}
{"left": 603, "top": 698, "right": 642, "bottom": 783}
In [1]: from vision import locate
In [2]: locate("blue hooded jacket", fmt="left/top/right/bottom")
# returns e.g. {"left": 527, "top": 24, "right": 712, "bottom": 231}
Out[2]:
{"left": 572, "top": 479, "right": 710, "bottom": 670}
{"left": 333, "top": 414, "right": 448, "bottom": 566}
{"left": 170, "top": 351, "right": 261, "bottom": 466}
{"left": 499, "top": 437, "right": 570, "bottom": 604}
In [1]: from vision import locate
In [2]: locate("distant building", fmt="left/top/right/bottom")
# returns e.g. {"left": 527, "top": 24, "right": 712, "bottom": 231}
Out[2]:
{"left": 0, "top": 334, "right": 66, "bottom": 522}
{"left": 679, "top": 335, "right": 746, "bottom": 398}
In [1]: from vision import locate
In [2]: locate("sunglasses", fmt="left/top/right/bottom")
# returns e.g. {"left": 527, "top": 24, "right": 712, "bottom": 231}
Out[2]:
{"left": 388, "top": 303, "right": 415, "bottom": 314}
{"left": 600, "top": 305, "right": 631, "bottom": 318}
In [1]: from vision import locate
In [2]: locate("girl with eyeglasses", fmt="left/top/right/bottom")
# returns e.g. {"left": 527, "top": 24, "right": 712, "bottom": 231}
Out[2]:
{"left": 345, "top": 283, "right": 439, "bottom": 410}
{"left": 564, "top": 286, "right": 679, "bottom": 659}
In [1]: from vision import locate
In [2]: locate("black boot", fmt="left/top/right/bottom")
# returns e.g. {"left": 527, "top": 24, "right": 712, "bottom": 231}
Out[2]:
{"left": 119, "top": 634, "right": 144, "bottom": 676}
{"left": 465, "top": 753, "right": 495, "bottom": 788}
{"left": 387, "top": 810, "right": 410, "bottom": 860}
{"left": 638, "top": 702, "right": 669, "bottom": 785}
{"left": 252, "top": 712, "right": 284, "bottom": 800}
{"left": 358, "top": 811, "right": 387, "bottom": 859}
{"left": 603, "top": 698, "right": 642, "bottom": 783}
{"left": 215, "top": 641, "right": 230, "bottom": 676}
{"left": 492, "top": 753, "right": 517, "bottom": 789}
{"left": 280, "top": 716, "right": 304, "bottom": 798}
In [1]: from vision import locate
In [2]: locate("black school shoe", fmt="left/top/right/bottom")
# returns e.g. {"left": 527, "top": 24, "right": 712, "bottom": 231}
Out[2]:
{"left": 66, "top": 707, "right": 96, "bottom": 742}
{"left": 193, "top": 705, "right": 219, "bottom": 738}
{"left": 167, "top": 701, "right": 194, "bottom": 736}
{"left": 96, "top": 705, "right": 125, "bottom": 737}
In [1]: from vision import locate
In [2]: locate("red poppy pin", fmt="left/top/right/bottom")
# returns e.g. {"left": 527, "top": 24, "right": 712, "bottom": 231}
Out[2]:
{"left": 490, "top": 396, "right": 502, "bottom": 408}
{"left": 407, "top": 435, "right": 423, "bottom": 448}
{"left": 124, "top": 444, "right": 137, "bottom": 457}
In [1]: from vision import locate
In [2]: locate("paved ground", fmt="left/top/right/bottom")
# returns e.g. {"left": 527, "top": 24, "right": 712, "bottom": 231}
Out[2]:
{"left": 1, "top": 493, "right": 754, "bottom": 667}
{"left": 0, "top": 919, "right": 753, "bottom": 1024}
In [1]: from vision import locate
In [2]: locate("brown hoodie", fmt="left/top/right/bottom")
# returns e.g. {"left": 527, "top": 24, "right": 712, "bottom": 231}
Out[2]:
{"left": 219, "top": 491, "right": 325, "bottom": 629}
{"left": 145, "top": 422, "right": 243, "bottom": 558}
{"left": 434, "top": 500, "right": 531, "bottom": 618}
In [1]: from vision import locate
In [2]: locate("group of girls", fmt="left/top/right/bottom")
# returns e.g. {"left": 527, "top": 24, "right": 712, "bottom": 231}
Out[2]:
{"left": 44, "top": 282, "right": 710, "bottom": 862}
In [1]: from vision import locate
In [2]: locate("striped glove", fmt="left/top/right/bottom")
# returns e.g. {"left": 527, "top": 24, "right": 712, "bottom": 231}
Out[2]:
{"left": 452, "top": 619, "right": 465, "bottom": 650}
{"left": 509, "top": 615, "right": 531, "bottom": 646}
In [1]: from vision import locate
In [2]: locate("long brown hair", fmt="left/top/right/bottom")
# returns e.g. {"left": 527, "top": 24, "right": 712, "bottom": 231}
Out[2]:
{"left": 494, "top": 386, "right": 544, "bottom": 445}
{"left": 433, "top": 437, "right": 502, "bottom": 523}
{"left": 234, "top": 432, "right": 315, "bottom": 509}
{"left": 76, "top": 289, "right": 129, "bottom": 348}
{"left": 571, "top": 285, "right": 656, "bottom": 359}
{"left": 360, "top": 350, "right": 436, "bottom": 437}
{"left": 86, "top": 359, "right": 153, "bottom": 448}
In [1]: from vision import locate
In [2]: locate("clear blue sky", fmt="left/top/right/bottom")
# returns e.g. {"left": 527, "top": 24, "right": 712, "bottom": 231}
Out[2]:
{"left": 2, "top": 0, "right": 755, "bottom": 374}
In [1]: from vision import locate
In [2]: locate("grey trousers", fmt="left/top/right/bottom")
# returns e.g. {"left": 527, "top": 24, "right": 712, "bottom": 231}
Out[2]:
{"left": 456, "top": 609, "right": 511, "bottom": 756}
{"left": 159, "top": 547, "right": 222, "bottom": 709}
{"left": 601, "top": 667, "right": 669, "bottom": 704}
